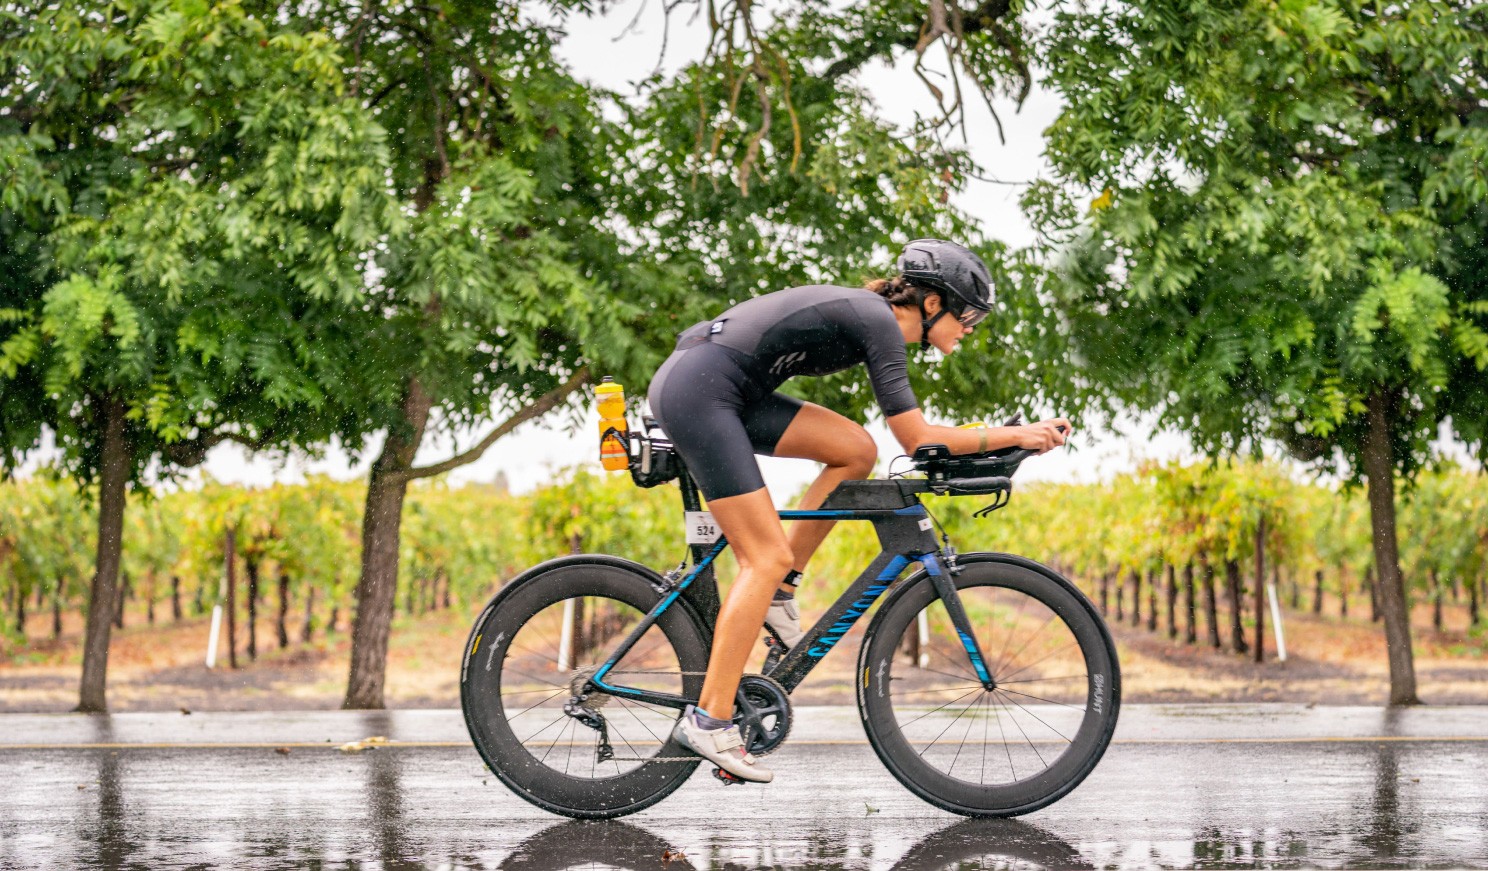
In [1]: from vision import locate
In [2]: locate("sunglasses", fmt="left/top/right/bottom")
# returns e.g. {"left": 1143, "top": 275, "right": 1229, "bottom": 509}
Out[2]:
{"left": 956, "top": 306, "right": 989, "bottom": 328}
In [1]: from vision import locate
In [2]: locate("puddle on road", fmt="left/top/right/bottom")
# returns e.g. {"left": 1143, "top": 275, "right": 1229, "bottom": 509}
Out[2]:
{"left": 3, "top": 737, "right": 1485, "bottom": 869}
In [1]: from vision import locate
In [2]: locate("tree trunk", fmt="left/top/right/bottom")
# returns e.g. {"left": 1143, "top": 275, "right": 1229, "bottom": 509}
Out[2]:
{"left": 1431, "top": 568, "right": 1443, "bottom": 632}
{"left": 226, "top": 527, "right": 239, "bottom": 670}
{"left": 51, "top": 575, "right": 63, "bottom": 639}
{"left": 329, "top": 605, "right": 340, "bottom": 634}
{"left": 440, "top": 569, "right": 451, "bottom": 610}
{"left": 1368, "top": 565, "right": 1380, "bottom": 622}
{"left": 245, "top": 558, "right": 260, "bottom": 662}
{"left": 344, "top": 380, "right": 433, "bottom": 710}
{"left": 1340, "top": 567, "right": 1350, "bottom": 618}
{"left": 146, "top": 579, "right": 154, "bottom": 625}
{"left": 1114, "top": 571, "right": 1125, "bottom": 622}
{"left": 170, "top": 575, "right": 182, "bottom": 622}
{"left": 1254, "top": 518, "right": 1266, "bottom": 664}
{"left": 1098, "top": 571, "right": 1110, "bottom": 617}
{"left": 1165, "top": 563, "right": 1178, "bottom": 640}
{"left": 113, "top": 570, "right": 128, "bottom": 629}
{"left": 1129, "top": 569, "right": 1141, "bottom": 627}
{"left": 1470, "top": 575, "right": 1481, "bottom": 627}
{"left": 302, "top": 585, "right": 316, "bottom": 643}
{"left": 1362, "top": 389, "right": 1419, "bottom": 706}
{"left": 1202, "top": 555, "right": 1221, "bottom": 649}
{"left": 1183, "top": 562, "right": 1197, "bottom": 644}
{"left": 1147, "top": 568, "right": 1158, "bottom": 632}
{"left": 277, "top": 572, "right": 291, "bottom": 649}
{"left": 14, "top": 585, "right": 26, "bottom": 636}
{"left": 1225, "top": 559, "right": 1248, "bottom": 655}
{"left": 1313, "top": 569, "right": 1324, "bottom": 615}
{"left": 77, "top": 395, "right": 130, "bottom": 713}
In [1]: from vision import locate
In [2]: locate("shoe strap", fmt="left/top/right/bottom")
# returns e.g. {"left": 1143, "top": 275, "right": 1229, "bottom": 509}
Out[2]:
{"left": 711, "top": 727, "right": 744, "bottom": 754}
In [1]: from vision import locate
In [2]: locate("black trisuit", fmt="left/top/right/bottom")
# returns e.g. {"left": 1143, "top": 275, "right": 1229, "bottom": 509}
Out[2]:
{"left": 647, "top": 285, "right": 919, "bottom": 500}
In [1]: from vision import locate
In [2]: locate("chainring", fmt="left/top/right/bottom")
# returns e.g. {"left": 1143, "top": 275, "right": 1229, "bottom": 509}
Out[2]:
{"left": 734, "top": 673, "right": 792, "bottom": 757}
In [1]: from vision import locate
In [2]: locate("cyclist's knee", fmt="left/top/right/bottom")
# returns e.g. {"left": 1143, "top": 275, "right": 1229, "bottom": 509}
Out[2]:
{"left": 740, "top": 547, "right": 795, "bottom": 584}
{"left": 835, "top": 430, "right": 877, "bottom": 478}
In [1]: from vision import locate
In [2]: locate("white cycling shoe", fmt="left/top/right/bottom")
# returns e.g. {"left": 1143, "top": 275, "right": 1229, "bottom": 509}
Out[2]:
{"left": 765, "top": 598, "right": 804, "bottom": 650}
{"left": 672, "top": 706, "right": 774, "bottom": 783}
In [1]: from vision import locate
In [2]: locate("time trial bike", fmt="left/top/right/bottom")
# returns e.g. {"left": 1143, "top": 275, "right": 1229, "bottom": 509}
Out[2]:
{"left": 460, "top": 422, "right": 1120, "bottom": 819}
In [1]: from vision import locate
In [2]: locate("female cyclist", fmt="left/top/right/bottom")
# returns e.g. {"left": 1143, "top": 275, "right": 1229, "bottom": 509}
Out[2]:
{"left": 646, "top": 239, "right": 1071, "bottom": 783}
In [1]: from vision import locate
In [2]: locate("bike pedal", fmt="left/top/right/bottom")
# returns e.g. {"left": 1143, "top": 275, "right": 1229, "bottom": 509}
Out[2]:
{"left": 712, "top": 767, "right": 748, "bottom": 786}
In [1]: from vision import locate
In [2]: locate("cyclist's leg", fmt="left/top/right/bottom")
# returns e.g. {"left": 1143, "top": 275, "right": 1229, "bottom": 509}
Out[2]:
{"left": 648, "top": 346, "right": 796, "bottom": 721}
{"left": 695, "top": 487, "right": 795, "bottom": 718}
{"left": 758, "top": 400, "right": 878, "bottom": 574}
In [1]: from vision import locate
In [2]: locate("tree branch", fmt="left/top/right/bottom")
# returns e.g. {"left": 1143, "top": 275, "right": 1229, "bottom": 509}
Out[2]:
{"left": 400, "top": 367, "right": 593, "bottom": 482}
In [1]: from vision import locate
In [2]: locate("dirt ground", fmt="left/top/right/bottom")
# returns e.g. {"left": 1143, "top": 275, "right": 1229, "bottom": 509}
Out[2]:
{"left": 2, "top": 588, "right": 1485, "bottom": 712}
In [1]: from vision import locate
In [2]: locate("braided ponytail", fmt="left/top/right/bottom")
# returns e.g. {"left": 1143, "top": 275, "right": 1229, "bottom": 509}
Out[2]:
{"left": 864, "top": 275, "right": 940, "bottom": 310}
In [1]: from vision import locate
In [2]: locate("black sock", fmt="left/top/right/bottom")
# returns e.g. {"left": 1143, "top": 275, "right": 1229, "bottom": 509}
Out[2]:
{"left": 773, "top": 569, "right": 802, "bottom": 601}
{"left": 772, "top": 587, "right": 795, "bottom": 602}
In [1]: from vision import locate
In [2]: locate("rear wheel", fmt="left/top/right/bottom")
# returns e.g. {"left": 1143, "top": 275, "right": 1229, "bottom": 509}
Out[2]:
{"left": 858, "top": 555, "right": 1119, "bottom": 817}
{"left": 461, "top": 559, "right": 708, "bottom": 818}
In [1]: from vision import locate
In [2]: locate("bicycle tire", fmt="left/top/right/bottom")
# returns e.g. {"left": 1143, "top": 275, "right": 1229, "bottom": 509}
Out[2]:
{"left": 857, "top": 554, "right": 1120, "bottom": 817}
{"left": 461, "top": 556, "right": 709, "bottom": 819}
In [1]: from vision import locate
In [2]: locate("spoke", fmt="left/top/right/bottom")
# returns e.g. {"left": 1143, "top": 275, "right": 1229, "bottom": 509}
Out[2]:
{"left": 925, "top": 638, "right": 979, "bottom": 680}
{"left": 540, "top": 716, "right": 575, "bottom": 765}
{"left": 499, "top": 663, "right": 568, "bottom": 691}
{"left": 997, "top": 686, "right": 1087, "bottom": 712}
{"left": 906, "top": 662, "right": 982, "bottom": 684}
{"left": 991, "top": 691, "right": 1017, "bottom": 782}
{"left": 892, "top": 687, "right": 983, "bottom": 735}
{"left": 892, "top": 684, "right": 984, "bottom": 697}
{"left": 988, "top": 586, "right": 1031, "bottom": 670}
{"left": 615, "top": 697, "right": 670, "bottom": 747}
{"left": 995, "top": 638, "right": 1081, "bottom": 685}
{"left": 997, "top": 673, "right": 1088, "bottom": 685}
{"left": 945, "top": 687, "right": 982, "bottom": 777}
{"left": 995, "top": 690, "right": 1050, "bottom": 770}
{"left": 509, "top": 639, "right": 564, "bottom": 666}
{"left": 993, "top": 611, "right": 1057, "bottom": 680}
{"left": 500, "top": 687, "right": 571, "bottom": 696}
{"left": 506, "top": 688, "right": 568, "bottom": 723}
{"left": 995, "top": 688, "right": 1073, "bottom": 745}
{"left": 915, "top": 690, "right": 986, "bottom": 758}
{"left": 979, "top": 690, "right": 991, "bottom": 786}
{"left": 518, "top": 709, "right": 571, "bottom": 745}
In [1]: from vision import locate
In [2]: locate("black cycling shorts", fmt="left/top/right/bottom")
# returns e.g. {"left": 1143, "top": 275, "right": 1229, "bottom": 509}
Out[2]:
{"left": 647, "top": 339, "right": 805, "bottom": 500}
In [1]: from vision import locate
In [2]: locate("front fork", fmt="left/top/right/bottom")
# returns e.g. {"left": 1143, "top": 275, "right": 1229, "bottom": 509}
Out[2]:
{"left": 919, "top": 552, "right": 997, "bottom": 690}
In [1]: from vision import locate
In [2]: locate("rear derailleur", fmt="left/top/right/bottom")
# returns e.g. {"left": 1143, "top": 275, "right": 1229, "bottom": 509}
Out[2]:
{"left": 564, "top": 667, "right": 614, "bottom": 763}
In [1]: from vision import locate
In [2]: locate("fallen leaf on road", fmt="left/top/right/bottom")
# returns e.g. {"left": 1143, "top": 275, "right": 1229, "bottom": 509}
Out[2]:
{"left": 180, "top": 707, "right": 192, "bottom": 715}
{"left": 661, "top": 848, "right": 688, "bottom": 867}
{"left": 337, "top": 736, "right": 391, "bottom": 753}
{"left": 76, "top": 784, "right": 87, "bottom": 791}
{"left": 274, "top": 747, "right": 291, "bottom": 756}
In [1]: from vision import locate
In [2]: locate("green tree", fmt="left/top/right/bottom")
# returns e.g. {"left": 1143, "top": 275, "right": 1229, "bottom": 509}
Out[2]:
{"left": 1031, "top": 0, "right": 1488, "bottom": 703}
{"left": 0, "top": 1, "right": 397, "bottom": 710}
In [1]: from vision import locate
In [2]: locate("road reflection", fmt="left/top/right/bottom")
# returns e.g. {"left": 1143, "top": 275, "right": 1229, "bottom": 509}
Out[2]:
{"left": 497, "top": 816, "right": 1091, "bottom": 870}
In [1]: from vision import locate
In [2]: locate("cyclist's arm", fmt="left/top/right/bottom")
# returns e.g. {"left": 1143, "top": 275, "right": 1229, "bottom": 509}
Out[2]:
{"left": 885, "top": 409, "right": 1071, "bottom": 456}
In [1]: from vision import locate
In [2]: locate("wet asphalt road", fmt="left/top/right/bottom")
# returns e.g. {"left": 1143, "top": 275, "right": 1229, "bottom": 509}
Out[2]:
{"left": 0, "top": 705, "right": 1485, "bottom": 870}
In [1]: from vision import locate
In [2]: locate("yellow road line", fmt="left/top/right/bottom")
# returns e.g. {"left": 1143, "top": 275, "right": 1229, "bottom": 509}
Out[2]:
{"left": 1, "top": 736, "right": 1486, "bottom": 750}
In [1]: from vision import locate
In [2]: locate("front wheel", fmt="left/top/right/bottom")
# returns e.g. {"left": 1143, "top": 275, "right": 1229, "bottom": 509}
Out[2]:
{"left": 858, "top": 554, "right": 1120, "bottom": 817}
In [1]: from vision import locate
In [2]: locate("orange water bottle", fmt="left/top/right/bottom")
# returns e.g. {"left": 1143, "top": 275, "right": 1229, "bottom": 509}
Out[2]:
{"left": 596, "top": 377, "right": 629, "bottom": 471}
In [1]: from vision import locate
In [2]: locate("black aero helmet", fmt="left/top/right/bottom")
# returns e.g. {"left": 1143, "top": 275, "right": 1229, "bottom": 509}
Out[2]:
{"left": 897, "top": 238, "right": 993, "bottom": 328}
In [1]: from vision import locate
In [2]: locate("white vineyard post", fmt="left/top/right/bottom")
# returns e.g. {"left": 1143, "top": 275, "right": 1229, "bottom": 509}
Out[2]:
{"left": 557, "top": 598, "right": 576, "bottom": 671}
{"left": 1267, "top": 582, "right": 1287, "bottom": 662}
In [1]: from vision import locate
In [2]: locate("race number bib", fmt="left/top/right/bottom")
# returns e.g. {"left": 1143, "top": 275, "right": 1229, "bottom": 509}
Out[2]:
{"left": 685, "top": 511, "right": 722, "bottom": 545}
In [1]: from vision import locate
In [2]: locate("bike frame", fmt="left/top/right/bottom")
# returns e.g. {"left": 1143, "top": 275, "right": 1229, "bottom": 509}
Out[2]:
{"left": 585, "top": 475, "right": 995, "bottom": 710}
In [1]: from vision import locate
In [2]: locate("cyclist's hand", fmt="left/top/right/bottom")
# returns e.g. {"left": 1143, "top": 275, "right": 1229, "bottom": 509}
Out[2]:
{"left": 1016, "top": 419, "right": 1071, "bottom": 453}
